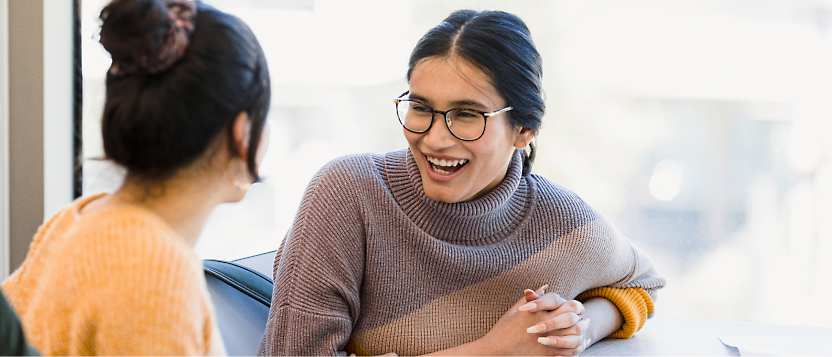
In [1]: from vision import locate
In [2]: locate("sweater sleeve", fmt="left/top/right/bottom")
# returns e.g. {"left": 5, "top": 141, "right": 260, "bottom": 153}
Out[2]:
{"left": 573, "top": 214, "right": 665, "bottom": 339}
{"left": 259, "top": 157, "right": 369, "bottom": 356}
{"left": 576, "top": 287, "right": 654, "bottom": 339}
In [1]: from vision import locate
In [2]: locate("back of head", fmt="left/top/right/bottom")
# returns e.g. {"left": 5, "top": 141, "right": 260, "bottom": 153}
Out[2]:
{"left": 407, "top": 10, "right": 544, "bottom": 175}
{"left": 98, "top": 0, "right": 270, "bottom": 181}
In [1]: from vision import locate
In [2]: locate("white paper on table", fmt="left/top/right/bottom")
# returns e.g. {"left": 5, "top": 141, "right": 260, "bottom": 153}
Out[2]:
{"left": 719, "top": 336, "right": 832, "bottom": 356}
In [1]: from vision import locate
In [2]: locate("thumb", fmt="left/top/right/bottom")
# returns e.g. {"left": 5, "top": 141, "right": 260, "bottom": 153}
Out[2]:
{"left": 523, "top": 284, "right": 549, "bottom": 302}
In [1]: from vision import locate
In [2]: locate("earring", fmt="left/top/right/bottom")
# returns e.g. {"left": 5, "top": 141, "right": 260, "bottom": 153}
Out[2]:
{"left": 233, "top": 180, "right": 252, "bottom": 191}
{"left": 229, "top": 158, "right": 252, "bottom": 191}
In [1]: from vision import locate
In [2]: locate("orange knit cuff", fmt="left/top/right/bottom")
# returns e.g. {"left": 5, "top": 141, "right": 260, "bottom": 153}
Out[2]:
{"left": 575, "top": 287, "right": 654, "bottom": 339}
{"left": 346, "top": 337, "right": 371, "bottom": 356}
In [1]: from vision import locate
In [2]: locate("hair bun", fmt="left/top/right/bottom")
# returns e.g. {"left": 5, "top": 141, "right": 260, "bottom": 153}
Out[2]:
{"left": 99, "top": 0, "right": 197, "bottom": 76}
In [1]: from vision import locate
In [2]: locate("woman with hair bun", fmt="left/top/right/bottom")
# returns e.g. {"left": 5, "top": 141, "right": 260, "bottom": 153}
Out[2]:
{"left": 260, "top": 9, "right": 665, "bottom": 356}
{"left": 1, "top": 0, "right": 270, "bottom": 355}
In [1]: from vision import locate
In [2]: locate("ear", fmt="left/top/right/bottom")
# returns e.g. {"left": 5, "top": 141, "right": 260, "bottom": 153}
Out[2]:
{"left": 231, "top": 111, "right": 251, "bottom": 160}
{"left": 513, "top": 127, "right": 536, "bottom": 149}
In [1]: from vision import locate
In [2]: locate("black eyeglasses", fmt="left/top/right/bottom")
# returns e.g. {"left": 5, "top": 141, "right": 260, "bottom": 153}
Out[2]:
{"left": 394, "top": 91, "right": 513, "bottom": 141}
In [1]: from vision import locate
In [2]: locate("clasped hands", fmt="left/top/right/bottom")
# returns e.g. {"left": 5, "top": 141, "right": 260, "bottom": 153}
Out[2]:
{"left": 477, "top": 285, "right": 591, "bottom": 356}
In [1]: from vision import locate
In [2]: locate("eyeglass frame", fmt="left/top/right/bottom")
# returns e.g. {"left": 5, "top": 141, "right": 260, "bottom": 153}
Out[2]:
{"left": 394, "top": 91, "right": 514, "bottom": 141}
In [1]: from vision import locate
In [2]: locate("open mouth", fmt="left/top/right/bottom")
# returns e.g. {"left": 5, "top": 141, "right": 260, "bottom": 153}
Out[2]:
{"left": 427, "top": 155, "right": 468, "bottom": 175}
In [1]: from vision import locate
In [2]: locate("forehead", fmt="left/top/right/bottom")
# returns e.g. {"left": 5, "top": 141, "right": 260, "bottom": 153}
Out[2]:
{"left": 409, "top": 56, "right": 504, "bottom": 109}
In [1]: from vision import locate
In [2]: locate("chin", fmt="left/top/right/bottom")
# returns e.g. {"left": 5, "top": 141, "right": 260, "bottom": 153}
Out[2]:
{"left": 422, "top": 183, "right": 466, "bottom": 203}
{"left": 424, "top": 191, "right": 454, "bottom": 203}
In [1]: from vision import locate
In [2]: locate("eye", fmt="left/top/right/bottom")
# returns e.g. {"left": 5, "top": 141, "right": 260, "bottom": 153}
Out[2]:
{"left": 455, "top": 109, "right": 480, "bottom": 118}
{"left": 411, "top": 102, "right": 432, "bottom": 113}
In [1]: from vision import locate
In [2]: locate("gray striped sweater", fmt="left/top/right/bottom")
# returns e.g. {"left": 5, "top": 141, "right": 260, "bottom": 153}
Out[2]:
{"left": 258, "top": 149, "right": 665, "bottom": 356}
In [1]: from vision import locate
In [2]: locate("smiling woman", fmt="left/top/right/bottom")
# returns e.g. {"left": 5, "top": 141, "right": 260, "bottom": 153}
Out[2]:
{"left": 404, "top": 56, "right": 530, "bottom": 203}
{"left": 259, "top": 9, "right": 665, "bottom": 356}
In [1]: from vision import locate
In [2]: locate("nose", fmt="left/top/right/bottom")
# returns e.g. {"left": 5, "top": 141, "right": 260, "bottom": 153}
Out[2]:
{"left": 422, "top": 114, "right": 457, "bottom": 150}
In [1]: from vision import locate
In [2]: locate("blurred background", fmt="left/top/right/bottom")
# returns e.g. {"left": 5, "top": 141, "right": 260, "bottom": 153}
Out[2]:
{"left": 81, "top": 0, "right": 832, "bottom": 327}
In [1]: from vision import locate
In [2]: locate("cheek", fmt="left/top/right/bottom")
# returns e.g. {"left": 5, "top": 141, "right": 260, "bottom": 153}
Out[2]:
{"left": 403, "top": 128, "right": 419, "bottom": 145}
{"left": 474, "top": 125, "right": 516, "bottom": 160}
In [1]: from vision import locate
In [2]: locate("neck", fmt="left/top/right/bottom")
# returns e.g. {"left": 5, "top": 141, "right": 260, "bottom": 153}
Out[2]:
{"left": 108, "top": 171, "right": 223, "bottom": 248}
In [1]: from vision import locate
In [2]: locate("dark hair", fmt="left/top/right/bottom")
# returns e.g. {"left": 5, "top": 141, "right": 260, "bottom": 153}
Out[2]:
{"left": 98, "top": 0, "right": 270, "bottom": 181}
{"left": 407, "top": 10, "right": 544, "bottom": 175}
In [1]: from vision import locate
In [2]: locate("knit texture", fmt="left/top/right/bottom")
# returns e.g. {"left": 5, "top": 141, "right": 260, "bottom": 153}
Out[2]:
{"left": 1, "top": 194, "right": 226, "bottom": 356}
{"left": 258, "top": 149, "right": 666, "bottom": 356}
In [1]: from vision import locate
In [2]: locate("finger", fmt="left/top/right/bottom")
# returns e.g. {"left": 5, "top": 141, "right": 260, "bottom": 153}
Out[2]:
{"left": 523, "top": 284, "right": 549, "bottom": 302}
{"left": 553, "top": 299, "right": 584, "bottom": 316}
{"left": 532, "top": 317, "right": 590, "bottom": 337}
{"left": 538, "top": 337, "right": 589, "bottom": 357}
{"left": 526, "top": 313, "right": 581, "bottom": 334}
{"left": 536, "top": 334, "right": 583, "bottom": 349}
{"left": 519, "top": 291, "right": 566, "bottom": 312}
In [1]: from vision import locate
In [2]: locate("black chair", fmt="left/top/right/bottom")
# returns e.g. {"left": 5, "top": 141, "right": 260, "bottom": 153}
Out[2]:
{"left": 203, "top": 259, "right": 273, "bottom": 356}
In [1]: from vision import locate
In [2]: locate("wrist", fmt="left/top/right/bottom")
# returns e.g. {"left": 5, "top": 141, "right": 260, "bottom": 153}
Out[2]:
{"left": 583, "top": 297, "right": 624, "bottom": 343}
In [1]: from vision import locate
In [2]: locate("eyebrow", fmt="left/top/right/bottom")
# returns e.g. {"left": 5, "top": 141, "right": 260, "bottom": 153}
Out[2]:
{"left": 408, "top": 93, "right": 490, "bottom": 111}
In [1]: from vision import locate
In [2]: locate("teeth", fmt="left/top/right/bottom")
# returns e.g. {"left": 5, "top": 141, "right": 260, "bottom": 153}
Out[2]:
{"left": 427, "top": 156, "right": 467, "bottom": 167}
{"left": 433, "top": 166, "right": 451, "bottom": 175}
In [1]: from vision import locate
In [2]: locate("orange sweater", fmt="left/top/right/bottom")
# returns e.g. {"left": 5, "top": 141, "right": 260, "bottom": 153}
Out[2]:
{"left": 1, "top": 194, "right": 225, "bottom": 356}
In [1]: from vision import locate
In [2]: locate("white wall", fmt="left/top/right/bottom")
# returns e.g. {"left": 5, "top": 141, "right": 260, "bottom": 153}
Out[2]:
{"left": 43, "top": 0, "right": 73, "bottom": 219}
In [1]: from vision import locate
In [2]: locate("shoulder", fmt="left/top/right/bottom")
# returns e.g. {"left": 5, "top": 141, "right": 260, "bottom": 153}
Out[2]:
{"left": 71, "top": 207, "right": 202, "bottom": 286}
{"left": 525, "top": 175, "right": 636, "bottom": 258}
{"left": 300, "top": 152, "right": 392, "bottom": 203}
{"left": 525, "top": 173, "right": 601, "bottom": 225}
{"left": 308, "top": 153, "right": 382, "bottom": 188}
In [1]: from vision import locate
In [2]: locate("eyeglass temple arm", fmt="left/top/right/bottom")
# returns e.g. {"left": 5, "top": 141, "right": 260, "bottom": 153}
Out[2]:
{"left": 485, "top": 106, "right": 513, "bottom": 117}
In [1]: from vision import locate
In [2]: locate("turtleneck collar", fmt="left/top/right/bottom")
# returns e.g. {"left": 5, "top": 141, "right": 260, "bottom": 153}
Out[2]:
{"left": 382, "top": 148, "right": 535, "bottom": 246}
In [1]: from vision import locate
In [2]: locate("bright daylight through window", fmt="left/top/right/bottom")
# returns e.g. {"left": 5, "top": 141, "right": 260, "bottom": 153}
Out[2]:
{"left": 80, "top": 0, "right": 832, "bottom": 328}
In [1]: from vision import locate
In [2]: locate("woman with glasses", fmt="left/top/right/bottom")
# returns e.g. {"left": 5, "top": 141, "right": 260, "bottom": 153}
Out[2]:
{"left": 2, "top": 0, "right": 270, "bottom": 354}
{"left": 260, "top": 9, "right": 664, "bottom": 356}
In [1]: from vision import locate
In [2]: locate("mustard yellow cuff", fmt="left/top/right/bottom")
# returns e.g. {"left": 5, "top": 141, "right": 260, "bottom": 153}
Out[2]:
{"left": 576, "top": 287, "right": 654, "bottom": 339}
{"left": 346, "top": 337, "right": 371, "bottom": 356}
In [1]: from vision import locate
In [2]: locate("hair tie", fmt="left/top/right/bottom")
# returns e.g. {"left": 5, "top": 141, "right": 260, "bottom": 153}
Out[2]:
{"left": 108, "top": 0, "right": 197, "bottom": 76}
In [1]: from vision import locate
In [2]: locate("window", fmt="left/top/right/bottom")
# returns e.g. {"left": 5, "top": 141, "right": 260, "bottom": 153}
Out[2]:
{"left": 81, "top": 0, "right": 832, "bottom": 327}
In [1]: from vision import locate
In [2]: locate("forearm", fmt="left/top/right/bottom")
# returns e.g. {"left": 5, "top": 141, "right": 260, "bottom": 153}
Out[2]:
{"left": 582, "top": 297, "right": 623, "bottom": 344}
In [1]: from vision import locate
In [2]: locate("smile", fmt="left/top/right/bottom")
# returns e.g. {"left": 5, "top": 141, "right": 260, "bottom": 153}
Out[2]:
{"left": 426, "top": 155, "right": 468, "bottom": 175}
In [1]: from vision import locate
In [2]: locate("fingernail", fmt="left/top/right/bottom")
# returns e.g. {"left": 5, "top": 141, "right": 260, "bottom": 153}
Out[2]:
{"left": 526, "top": 323, "right": 546, "bottom": 333}
{"left": 537, "top": 284, "right": 549, "bottom": 292}
{"left": 524, "top": 289, "right": 536, "bottom": 295}
{"left": 537, "top": 337, "right": 557, "bottom": 346}
{"left": 519, "top": 302, "right": 537, "bottom": 311}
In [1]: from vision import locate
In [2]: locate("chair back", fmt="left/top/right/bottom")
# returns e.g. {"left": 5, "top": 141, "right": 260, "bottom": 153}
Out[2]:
{"left": 204, "top": 259, "right": 273, "bottom": 356}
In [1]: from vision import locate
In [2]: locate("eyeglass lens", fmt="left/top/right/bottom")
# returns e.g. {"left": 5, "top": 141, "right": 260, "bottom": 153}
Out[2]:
{"left": 396, "top": 100, "right": 485, "bottom": 140}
